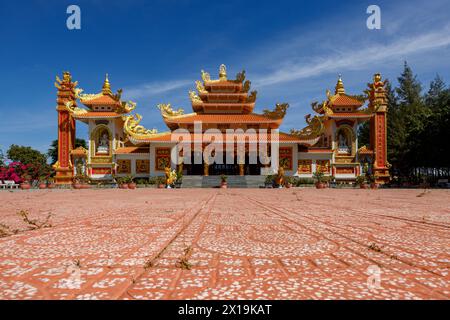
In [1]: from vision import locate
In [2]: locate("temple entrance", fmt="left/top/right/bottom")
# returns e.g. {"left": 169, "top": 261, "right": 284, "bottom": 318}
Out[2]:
{"left": 183, "top": 152, "right": 262, "bottom": 176}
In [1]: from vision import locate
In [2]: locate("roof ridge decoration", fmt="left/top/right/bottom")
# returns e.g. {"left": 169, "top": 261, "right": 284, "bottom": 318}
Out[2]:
{"left": 102, "top": 74, "right": 113, "bottom": 95}
{"left": 335, "top": 74, "right": 345, "bottom": 94}
{"left": 200, "top": 65, "right": 248, "bottom": 84}
{"left": 55, "top": 72, "right": 78, "bottom": 90}
{"left": 189, "top": 90, "right": 203, "bottom": 104}
{"left": 64, "top": 101, "right": 88, "bottom": 115}
{"left": 246, "top": 91, "right": 257, "bottom": 103}
{"left": 290, "top": 114, "right": 325, "bottom": 140}
{"left": 195, "top": 80, "right": 208, "bottom": 94}
{"left": 158, "top": 103, "right": 185, "bottom": 118}
{"left": 262, "top": 103, "right": 289, "bottom": 120}
{"left": 123, "top": 113, "right": 159, "bottom": 139}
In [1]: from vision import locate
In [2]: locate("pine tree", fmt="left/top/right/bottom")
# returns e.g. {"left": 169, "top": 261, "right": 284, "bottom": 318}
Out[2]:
{"left": 395, "top": 61, "right": 429, "bottom": 172}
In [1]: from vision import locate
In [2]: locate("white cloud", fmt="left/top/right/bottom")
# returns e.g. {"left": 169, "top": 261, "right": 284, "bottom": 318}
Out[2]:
{"left": 253, "top": 25, "right": 450, "bottom": 88}
{"left": 122, "top": 79, "right": 191, "bottom": 100}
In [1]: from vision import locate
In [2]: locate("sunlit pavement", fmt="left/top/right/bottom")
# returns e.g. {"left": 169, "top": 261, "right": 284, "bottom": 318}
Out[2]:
{"left": 0, "top": 188, "right": 448, "bottom": 299}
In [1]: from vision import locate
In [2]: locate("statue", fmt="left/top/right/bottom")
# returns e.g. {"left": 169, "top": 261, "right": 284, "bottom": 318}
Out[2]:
{"left": 164, "top": 167, "right": 177, "bottom": 188}
{"left": 274, "top": 166, "right": 285, "bottom": 188}
{"left": 338, "top": 132, "right": 348, "bottom": 148}
{"left": 97, "top": 132, "right": 109, "bottom": 154}
{"left": 338, "top": 131, "right": 351, "bottom": 153}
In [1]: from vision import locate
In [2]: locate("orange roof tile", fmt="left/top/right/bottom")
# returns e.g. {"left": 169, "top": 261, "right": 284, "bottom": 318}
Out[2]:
{"left": 81, "top": 95, "right": 120, "bottom": 106}
{"left": 73, "top": 112, "right": 122, "bottom": 118}
{"left": 329, "top": 112, "right": 372, "bottom": 118}
{"left": 164, "top": 114, "right": 281, "bottom": 124}
{"left": 115, "top": 147, "right": 150, "bottom": 154}
{"left": 130, "top": 131, "right": 313, "bottom": 144}
{"left": 331, "top": 95, "right": 363, "bottom": 107}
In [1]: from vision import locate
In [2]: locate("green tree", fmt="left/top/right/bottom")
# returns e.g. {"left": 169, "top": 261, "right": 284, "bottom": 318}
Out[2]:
{"left": 0, "top": 148, "right": 4, "bottom": 167}
{"left": 394, "top": 62, "right": 429, "bottom": 173}
{"left": 7, "top": 145, "right": 47, "bottom": 166}
{"left": 419, "top": 75, "right": 450, "bottom": 169}
{"left": 47, "top": 138, "right": 87, "bottom": 164}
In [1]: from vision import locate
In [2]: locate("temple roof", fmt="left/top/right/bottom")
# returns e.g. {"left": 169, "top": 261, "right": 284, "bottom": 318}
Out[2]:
{"left": 127, "top": 131, "right": 319, "bottom": 145}
{"left": 189, "top": 64, "right": 257, "bottom": 114}
{"left": 163, "top": 113, "right": 283, "bottom": 125}
{"left": 115, "top": 147, "right": 150, "bottom": 154}
{"left": 76, "top": 74, "right": 136, "bottom": 114}
{"left": 72, "top": 111, "right": 123, "bottom": 119}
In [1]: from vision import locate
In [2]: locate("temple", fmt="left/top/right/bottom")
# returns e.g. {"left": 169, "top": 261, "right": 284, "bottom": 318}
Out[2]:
{"left": 53, "top": 65, "right": 390, "bottom": 185}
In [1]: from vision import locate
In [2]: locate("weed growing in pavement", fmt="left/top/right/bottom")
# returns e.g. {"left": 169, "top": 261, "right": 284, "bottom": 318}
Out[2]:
{"left": 17, "top": 210, "right": 52, "bottom": 230}
{"left": 0, "top": 223, "right": 18, "bottom": 238}
{"left": 368, "top": 242, "right": 383, "bottom": 253}
{"left": 176, "top": 246, "right": 193, "bottom": 270}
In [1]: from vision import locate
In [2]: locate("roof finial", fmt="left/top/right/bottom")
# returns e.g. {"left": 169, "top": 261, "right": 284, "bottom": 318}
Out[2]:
{"left": 335, "top": 74, "right": 345, "bottom": 94}
{"left": 102, "top": 73, "right": 112, "bottom": 95}
{"left": 219, "top": 64, "right": 227, "bottom": 81}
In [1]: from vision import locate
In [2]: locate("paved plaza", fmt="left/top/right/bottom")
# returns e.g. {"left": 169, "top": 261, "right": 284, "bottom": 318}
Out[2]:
{"left": 0, "top": 188, "right": 448, "bottom": 300}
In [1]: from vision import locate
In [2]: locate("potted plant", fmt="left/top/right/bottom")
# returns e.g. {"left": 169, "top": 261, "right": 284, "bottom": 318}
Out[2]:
{"left": 20, "top": 174, "right": 32, "bottom": 190}
{"left": 366, "top": 174, "right": 378, "bottom": 189}
{"left": 220, "top": 174, "right": 228, "bottom": 188}
{"left": 127, "top": 175, "right": 136, "bottom": 189}
{"left": 356, "top": 175, "right": 368, "bottom": 189}
{"left": 313, "top": 171, "right": 326, "bottom": 189}
{"left": 175, "top": 172, "right": 183, "bottom": 188}
{"left": 47, "top": 177, "right": 55, "bottom": 189}
{"left": 72, "top": 176, "right": 82, "bottom": 189}
{"left": 284, "top": 176, "right": 293, "bottom": 188}
{"left": 157, "top": 176, "right": 165, "bottom": 189}
{"left": 38, "top": 177, "right": 47, "bottom": 189}
{"left": 264, "top": 175, "right": 274, "bottom": 188}
{"left": 116, "top": 177, "right": 128, "bottom": 189}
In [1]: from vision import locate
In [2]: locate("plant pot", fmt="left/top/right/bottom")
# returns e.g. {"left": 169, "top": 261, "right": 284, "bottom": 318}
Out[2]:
{"left": 20, "top": 182, "right": 31, "bottom": 190}
{"left": 158, "top": 184, "right": 165, "bottom": 189}
{"left": 38, "top": 183, "right": 47, "bottom": 189}
{"left": 285, "top": 183, "right": 292, "bottom": 189}
{"left": 47, "top": 183, "right": 55, "bottom": 189}
{"left": 220, "top": 181, "right": 228, "bottom": 189}
{"left": 128, "top": 183, "right": 137, "bottom": 189}
{"left": 119, "top": 184, "right": 129, "bottom": 189}
{"left": 370, "top": 183, "right": 379, "bottom": 189}
{"left": 82, "top": 184, "right": 90, "bottom": 189}
{"left": 315, "top": 182, "right": 326, "bottom": 189}
{"left": 73, "top": 183, "right": 82, "bottom": 189}
{"left": 360, "top": 184, "right": 369, "bottom": 189}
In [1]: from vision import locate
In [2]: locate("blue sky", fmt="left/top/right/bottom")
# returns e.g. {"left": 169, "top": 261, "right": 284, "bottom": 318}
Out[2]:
{"left": 0, "top": 0, "right": 449, "bottom": 154}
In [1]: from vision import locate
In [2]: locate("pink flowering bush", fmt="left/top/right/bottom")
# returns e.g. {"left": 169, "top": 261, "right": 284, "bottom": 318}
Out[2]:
{"left": 0, "top": 162, "right": 28, "bottom": 183}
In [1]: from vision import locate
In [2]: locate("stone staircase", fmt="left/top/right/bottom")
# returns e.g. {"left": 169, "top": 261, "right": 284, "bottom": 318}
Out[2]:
{"left": 181, "top": 176, "right": 266, "bottom": 188}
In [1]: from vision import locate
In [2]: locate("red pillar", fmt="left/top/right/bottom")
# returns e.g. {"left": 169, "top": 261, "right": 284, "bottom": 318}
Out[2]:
{"left": 54, "top": 72, "right": 77, "bottom": 185}
{"left": 368, "top": 73, "right": 390, "bottom": 184}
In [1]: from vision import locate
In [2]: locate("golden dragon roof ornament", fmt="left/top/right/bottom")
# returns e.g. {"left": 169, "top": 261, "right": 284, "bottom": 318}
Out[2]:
{"left": 123, "top": 114, "right": 158, "bottom": 138}
{"left": 157, "top": 103, "right": 185, "bottom": 118}
{"left": 63, "top": 101, "right": 88, "bottom": 115}
{"left": 246, "top": 91, "right": 257, "bottom": 103}
{"left": 201, "top": 70, "right": 211, "bottom": 82}
{"left": 236, "top": 70, "right": 246, "bottom": 83}
{"left": 262, "top": 103, "right": 289, "bottom": 120}
{"left": 290, "top": 114, "right": 325, "bottom": 139}
{"left": 195, "top": 80, "right": 207, "bottom": 94}
{"left": 189, "top": 90, "right": 203, "bottom": 104}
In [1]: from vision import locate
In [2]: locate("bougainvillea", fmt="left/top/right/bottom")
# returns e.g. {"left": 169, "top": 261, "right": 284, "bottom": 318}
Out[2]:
{"left": 0, "top": 162, "right": 28, "bottom": 183}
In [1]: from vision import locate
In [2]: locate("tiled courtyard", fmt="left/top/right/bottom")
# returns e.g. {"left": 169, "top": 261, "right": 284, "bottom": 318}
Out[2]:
{"left": 0, "top": 188, "right": 448, "bottom": 300}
